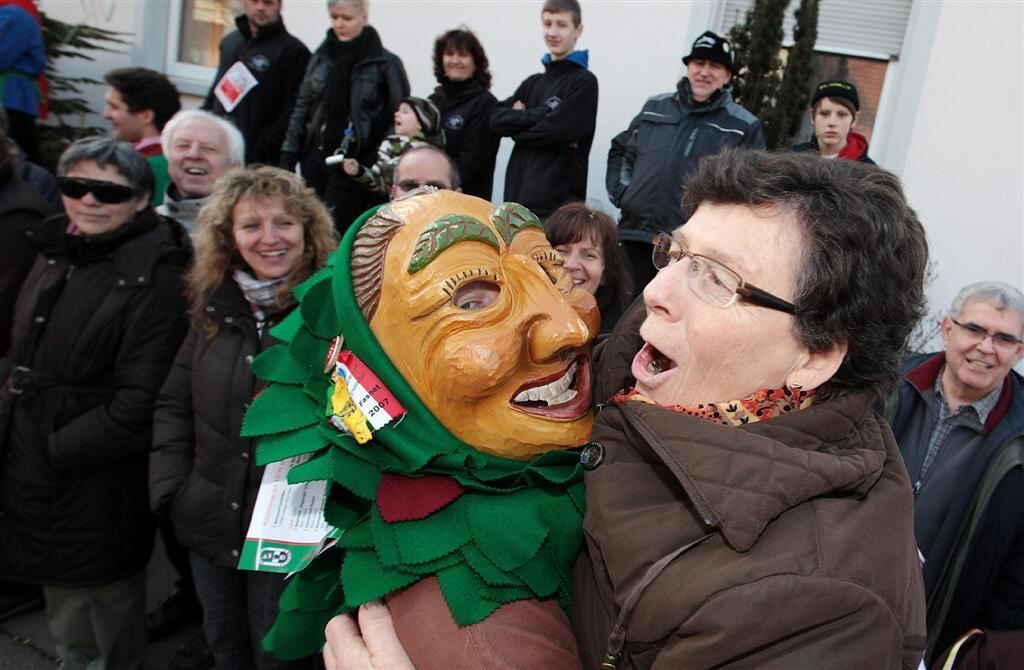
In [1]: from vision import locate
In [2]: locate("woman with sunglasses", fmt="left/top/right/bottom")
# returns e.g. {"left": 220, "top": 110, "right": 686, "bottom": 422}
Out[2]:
{"left": 150, "top": 166, "right": 336, "bottom": 670}
{"left": 320, "top": 149, "right": 932, "bottom": 670}
{"left": 0, "top": 136, "right": 190, "bottom": 669}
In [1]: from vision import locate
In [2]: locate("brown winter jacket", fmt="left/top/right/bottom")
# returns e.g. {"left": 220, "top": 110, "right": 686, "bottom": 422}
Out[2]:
{"left": 572, "top": 306, "right": 927, "bottom": 669}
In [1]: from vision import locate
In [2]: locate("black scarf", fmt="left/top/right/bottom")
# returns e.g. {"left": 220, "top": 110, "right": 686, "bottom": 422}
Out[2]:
{"left": 321, "top": 25, "right": 383, "bottom": 149}
{"left": 432, "top": 77, "right": 487, "bottom": 110}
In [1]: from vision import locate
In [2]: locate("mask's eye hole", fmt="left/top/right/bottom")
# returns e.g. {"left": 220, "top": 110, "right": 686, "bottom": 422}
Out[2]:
{"left": 453, "top": 280, "right": 500, "bottom": 310}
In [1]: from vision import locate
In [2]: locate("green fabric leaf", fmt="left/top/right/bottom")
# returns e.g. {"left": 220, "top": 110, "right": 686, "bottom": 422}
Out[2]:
{"left": 286, "top": 452, "right": 331, "bottom": 484}
{"left": 435, "top": 563, "right": 502, "bottom": 626}
{"left": 342, "top": 549, "right": 418, "bottom": 606}
{"left": 254, "top": 424, "right": 327, "bottom": 466}
{"left": 391, "top": 497, "right": 470, "bottom": 565}
{"left": 264, "top": 606, "right": 338, "bottom": 661}
{"left": 252, "top": 343, "right": 308, "bottom": 385}
{"left": 461, "top": 544, "right": 524, "bottom": 588}
{"left": 514, "top": 543, "right": 561, "bottom": 598}
{"left": 241, "top": 383, "right": 319, "bottom": 437}
{"left": 329, "top": 446, "right": 381, "bottom": 499}
{"left": 468, "top": 490, "right": 549, "bottom": 572}
{"left": 268, "top": 307, "right": 303, "bottom": 343}
{"left": 300, "top": 274, "right": 341, "bottom": 339}
{"left": 337, "top": 522, "right": 373, "bottom": 549}
{"left": 369, "top": 506, "right": 402, "bottom": 568}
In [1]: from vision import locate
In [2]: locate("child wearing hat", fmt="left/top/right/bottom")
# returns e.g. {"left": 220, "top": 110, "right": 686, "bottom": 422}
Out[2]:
{"left": 343, "top": 96, "right": 445, "bottom": 194}
{"left": 792, "top": 80, "right": 874, "bottom": 164}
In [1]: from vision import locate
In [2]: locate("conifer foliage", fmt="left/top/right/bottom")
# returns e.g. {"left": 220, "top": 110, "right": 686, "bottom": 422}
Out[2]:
{"left": 729, "top": 0, "right": 819, "bottom": 149}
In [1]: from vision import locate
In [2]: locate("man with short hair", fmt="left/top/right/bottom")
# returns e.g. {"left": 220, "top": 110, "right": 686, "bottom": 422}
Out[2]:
{"left": 202, "top": 0, "right": 309, "bottom": 166}
{"left": 608, "top": 30, "right": 764, "bottom": 289}
{"left": 389, "top": 145, "right": 461, "bottom": 200}
{"left": 888, "top": 281, "right": 1024, "bottom": 662}
{"left": 792, "top": 80, "right": 874, "bottom": 163}
{"left": 490, "top": 0, "right": 597, "bottom": 219}
{"left": 103, "top": 67, "right": 182, "bottom": 206}
{"left": 158, "top": 110, "right": 245, "bottom": 235}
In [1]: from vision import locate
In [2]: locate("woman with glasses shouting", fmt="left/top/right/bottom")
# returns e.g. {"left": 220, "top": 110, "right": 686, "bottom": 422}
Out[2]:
{"left": 321, "top": 149, "right": 933, "bottom": 670}
{"left": 0, "top": 136, "right": 190, "bottom": 669}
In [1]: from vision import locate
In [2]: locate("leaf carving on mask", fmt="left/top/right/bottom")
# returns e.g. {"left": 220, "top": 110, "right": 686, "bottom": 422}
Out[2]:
{"left": 407, "top": 215, "right": 500, "bottom": 274}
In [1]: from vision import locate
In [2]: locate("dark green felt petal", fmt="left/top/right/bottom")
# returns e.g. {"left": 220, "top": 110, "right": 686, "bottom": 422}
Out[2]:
{"left": 468, "top": 491, "right": 549, "bottom": 572}
{"left": 241, "top": 383, "right": 319, "bottom": 436}
{"left": 268, "top": 306, "right": 303, "bottom": 343}
{"left": 252, "top": 343, "right": 308, "bottom": 384}
{"left": 329, "top": 447, "right": 381, "bottom": 499}
{"left": 342, "top": 549, "right": 418, "bottom": 606}
{"left": 254, "top": 424, "right": 327, "bottom": 466}
{"left": 299, "top": 274, "right": 341, "bottom": 339}
{"left": 392, "top": 498, "right": 470, "bottom": 565}
{"left": 369, "top": 506, "right": 402, "bottom": 568}
{"left": 264, "top": 606, "right": 337, "bottom": 661}
{"left": 435, "top": 563, "right": 502, "bottom": 626}
{"left": 461, "top": 544, "right": 524, "bottom": 588}
{"left": 286, "top": 452, "right": 331, "bottom": 484}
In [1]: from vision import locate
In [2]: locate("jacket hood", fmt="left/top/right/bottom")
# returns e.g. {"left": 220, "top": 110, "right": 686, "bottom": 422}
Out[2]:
{"left": 542, "top": 49, "right": 589, "bottom": 69}
{"left": 235, "top": 12, "right": 286, "bottom": 41}
{"left": 608, "top": 392, "right": 886, "bottom": 552}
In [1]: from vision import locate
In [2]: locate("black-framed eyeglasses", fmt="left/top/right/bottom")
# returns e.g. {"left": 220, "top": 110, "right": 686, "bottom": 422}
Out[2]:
{"left": 950, "top": 318, "right": 1024, "bottom": 350}
{"left": 651, "top": 232, "right": 796, "bottom": 314}
{"left": 395, "top": 180, "right": 450, "bottom": 193}
{"left": 57, "top": 177, "right": 137, "bottom": 204}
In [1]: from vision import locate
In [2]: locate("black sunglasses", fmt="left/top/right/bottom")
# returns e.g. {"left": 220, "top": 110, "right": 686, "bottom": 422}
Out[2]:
{"left": 58, "top": 177, "right": 138, "bottom": 204}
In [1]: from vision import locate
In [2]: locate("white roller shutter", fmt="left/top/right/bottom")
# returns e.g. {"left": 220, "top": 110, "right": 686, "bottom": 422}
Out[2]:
{"left": 719, "top": 0, "right": 913, "bottom": 59}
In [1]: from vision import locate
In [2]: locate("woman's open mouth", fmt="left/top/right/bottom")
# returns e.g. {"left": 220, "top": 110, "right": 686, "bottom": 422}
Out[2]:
{"left": 510, "top": 355, "right": 592, "bottom": 419}
{"left": 632, "top": 342, "right": 677, "bottom": 383}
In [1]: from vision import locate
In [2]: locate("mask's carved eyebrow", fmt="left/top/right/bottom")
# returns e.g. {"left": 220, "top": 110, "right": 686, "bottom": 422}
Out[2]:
{"left": 492, "top": 202, "right": 542, "bottom": 246}
{"left": 407, "top": 214, "right": 501, "bottom": 274}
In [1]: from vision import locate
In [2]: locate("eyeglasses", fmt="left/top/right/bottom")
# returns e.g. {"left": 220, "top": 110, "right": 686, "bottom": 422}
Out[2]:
{"left": 57, "top": 177, "right": 137, "bottom": 204}
{"left": 395, "top": 180, "right": 450, "bottom": 193}
{"left": 651, "top": 232, "right": 796, "bottom": 314}
{"left": 950, "top": 318, "right": 1023, "bottom": 350}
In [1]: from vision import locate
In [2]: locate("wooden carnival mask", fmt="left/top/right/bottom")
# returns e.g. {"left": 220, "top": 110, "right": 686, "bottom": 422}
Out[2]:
{"left": 353, "top": 191, "right": 599, "bottom": 459}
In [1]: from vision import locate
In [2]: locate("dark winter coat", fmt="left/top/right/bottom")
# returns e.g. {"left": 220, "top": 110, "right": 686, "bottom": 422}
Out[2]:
{"left": 150, "top": 279, "right": 292, "bottom": 567}
{"left": 202, "top": 15, "right": 310, "bottom": 165}
{"left": 281, "top": 28, "right": 408, "bottom": 168}
{"left": 889, "top": 353, "right": 1024, "bottom": 660}
{"left": 0, "top": 173, "right": 52, "bottom": 354}
{"left": 607, "top": 80, "right": 764, "bottom": 243}
{"left": 0, "top": 209, "right": 190, "bottom": 586}
{"left": 429, "top": 78, "right": 499, "bottom": 200}
{"left": 490, "top": 51, "right": 598, "bottom": 219}
{"left": 572, "top": 301, "right": 927, "bottom": 669}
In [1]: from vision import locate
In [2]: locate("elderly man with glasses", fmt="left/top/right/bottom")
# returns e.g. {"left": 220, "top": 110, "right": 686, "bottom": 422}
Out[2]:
{"left": 887, "top": 281, "right": 1024, "bottom": 665}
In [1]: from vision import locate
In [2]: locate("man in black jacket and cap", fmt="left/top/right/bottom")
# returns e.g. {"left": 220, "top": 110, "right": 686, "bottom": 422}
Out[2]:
{"left": 607, "top": 30, "right": 764, "bottom": 290}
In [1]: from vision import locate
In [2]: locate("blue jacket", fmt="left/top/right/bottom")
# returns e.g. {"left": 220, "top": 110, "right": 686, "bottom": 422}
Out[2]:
{"left": 0, "top": 5, "right": 45, "bottom": 117}
{"left": 890, "top": 353, "right": 1024, "bottom": 661}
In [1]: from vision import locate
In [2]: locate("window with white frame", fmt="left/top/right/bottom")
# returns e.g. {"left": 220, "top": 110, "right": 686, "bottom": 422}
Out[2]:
{"left": 164, "top": 0, "right": 242, "bottom": 89}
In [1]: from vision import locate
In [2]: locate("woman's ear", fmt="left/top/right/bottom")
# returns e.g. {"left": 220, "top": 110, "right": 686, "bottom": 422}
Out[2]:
{"left": 787, "top": 341, "right": 848, "bottom": 392}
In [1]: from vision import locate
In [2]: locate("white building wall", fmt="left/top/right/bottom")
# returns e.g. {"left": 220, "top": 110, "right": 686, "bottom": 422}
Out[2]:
{"left": 881, "top": 0, "right": 1024, "bottom": 349}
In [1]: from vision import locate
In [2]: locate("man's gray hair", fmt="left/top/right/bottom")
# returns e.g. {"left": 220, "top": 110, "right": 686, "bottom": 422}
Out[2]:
{"left": 58, "top": 136, "right": 154, "bottom": 200}
{"left": 950, "top": 281, "right": 1024, "bottom": 325}
{"left": 161, "top": 110, "right": 245, "bottom": 166}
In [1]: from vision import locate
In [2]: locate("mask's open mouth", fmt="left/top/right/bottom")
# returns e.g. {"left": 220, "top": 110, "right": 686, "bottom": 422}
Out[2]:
{"left": 510, "top": 354, "right": 592, "bottom": 420}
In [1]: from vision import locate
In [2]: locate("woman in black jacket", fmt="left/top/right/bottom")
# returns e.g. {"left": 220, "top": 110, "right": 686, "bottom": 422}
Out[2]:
{"left": 280, "top": 0, "right": 408, "bottom": 233}
{"left": 0, "top": 136, "right": 190, "bottom": 669}
{"left": 150, "top": 166, "right": 336, "bottom": 670}
{"left": 428, "top": 28, "right": 500, "bottom": 201}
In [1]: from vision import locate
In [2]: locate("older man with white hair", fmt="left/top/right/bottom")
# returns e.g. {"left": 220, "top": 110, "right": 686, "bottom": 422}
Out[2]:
{"left": 889, "top": 281, "right": 1024, "bottom": 664}
{"left": 158, "top": 110, "right": 244, "bottom": 234}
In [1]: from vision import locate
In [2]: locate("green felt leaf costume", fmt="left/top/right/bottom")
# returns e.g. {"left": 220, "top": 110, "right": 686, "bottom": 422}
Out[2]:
{"left": 241, "top": 207, "right": 586, "bottom": 660}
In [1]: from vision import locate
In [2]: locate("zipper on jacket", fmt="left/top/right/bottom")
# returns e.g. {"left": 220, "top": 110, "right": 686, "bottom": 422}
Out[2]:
{"left": 618, "top": 403, "right": 719, "bottom": 528}
{"left": 683, "top": 127, "right": 699, "bottom": 156}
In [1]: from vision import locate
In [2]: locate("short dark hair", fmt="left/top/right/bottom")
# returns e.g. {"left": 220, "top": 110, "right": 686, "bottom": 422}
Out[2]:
{"left": 394, "top": 145, "right": 461, "bottom": 190}
{"left": 543, "top": 0, "right": 581, "bottom": 25}
{"left": 433, "top": 28, "right": 492, "bottom": 89}
{"left": 545, "top": 202, "right": 633, "bottom": 320}
{"left": 682, "top": 149, "right": 929, "bottom": 399}
{"left": 812, "top": 96, "right": 857, "bottom": 115}
{"left": 104, "top": 67, "right": 182, "bottom": 131}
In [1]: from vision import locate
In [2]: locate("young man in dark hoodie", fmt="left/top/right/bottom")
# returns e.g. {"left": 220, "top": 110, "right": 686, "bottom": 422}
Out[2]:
{"left": 792, "top": 79, "right": 874, "bottom": 164}
{"left": 490, "top": 0, "right": 598, "bottom": 219}
{"left": 202, "top": 0, "right": 309, "bottom": 165}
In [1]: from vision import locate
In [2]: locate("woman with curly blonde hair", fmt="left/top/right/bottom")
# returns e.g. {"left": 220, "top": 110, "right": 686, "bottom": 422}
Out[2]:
{"left": 151, "top": 166, "right": 335, "bottom": 670}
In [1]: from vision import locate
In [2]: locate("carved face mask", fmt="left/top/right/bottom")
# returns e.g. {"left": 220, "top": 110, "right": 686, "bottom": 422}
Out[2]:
{"left": 360, "top": 191, "right": 599, "bottom": 459}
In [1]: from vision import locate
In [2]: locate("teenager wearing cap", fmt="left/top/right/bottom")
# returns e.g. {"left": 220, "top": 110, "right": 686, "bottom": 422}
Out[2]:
{"left": 792, "top": 80, "right": 874, "bottom": 164}
{"left": 607, "top": 30, "right": 765, "bottom": 289}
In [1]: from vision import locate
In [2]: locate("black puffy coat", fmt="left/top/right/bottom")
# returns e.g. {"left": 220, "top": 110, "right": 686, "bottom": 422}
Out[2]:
{"left": 281, "top": 27, "right": 408, "bottom": 168}
{"left": 429, "top": 79, "right": 499, "bottom": 200}
{"left": 150, "top": 279, "right": 291, "bottom": 567}
{"left": 0, "top": 209, "right": 190, "bottom": 586}
{"left": 0, "top": 173, "right": 52, "bottom": 354}
{"left": 202, "top": 15, "right": 310, "bottom": 165}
